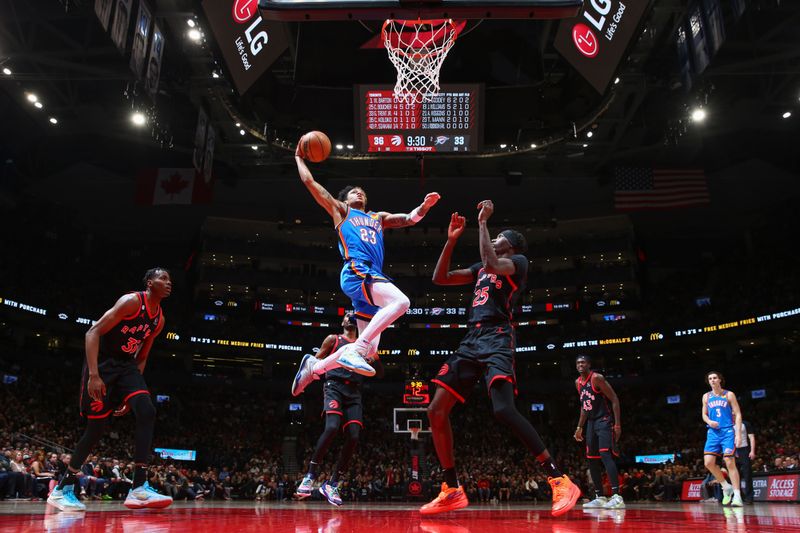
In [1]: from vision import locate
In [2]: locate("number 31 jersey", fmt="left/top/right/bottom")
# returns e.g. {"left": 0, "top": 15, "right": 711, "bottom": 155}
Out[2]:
{"left": 336, "top": 206, "right": 385, "bottom": 270}
{"left": 466, "top": 254, "right": 527, "bottom": 325}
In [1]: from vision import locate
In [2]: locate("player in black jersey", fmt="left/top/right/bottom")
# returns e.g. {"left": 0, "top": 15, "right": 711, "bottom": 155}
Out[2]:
{"left": 294, "top": 313, "right": 384, "bottom": 506}
{"left": 47, "top": 268, "right": 173, "bottom": 512}
{"left": 421, "top": 201, "right": 580, "bottom": 517}
{"left": 574, "top": 354, "right": 624, "bottom": 509}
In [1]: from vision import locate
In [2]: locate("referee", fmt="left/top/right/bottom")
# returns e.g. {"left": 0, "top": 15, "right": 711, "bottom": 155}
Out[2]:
{"left": 735, "top": 420, "right": 756, "bottom": 503}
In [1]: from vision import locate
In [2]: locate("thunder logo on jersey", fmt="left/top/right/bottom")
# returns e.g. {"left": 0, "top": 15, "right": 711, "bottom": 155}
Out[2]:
{"left": 706, "top": 392, "right": 733, "bottom": 428}
{"left": 337, "top": 208, "right": 385, "bottom": 268}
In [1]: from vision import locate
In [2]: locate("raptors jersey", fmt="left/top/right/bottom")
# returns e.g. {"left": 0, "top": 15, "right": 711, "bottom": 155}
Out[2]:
{"left": 336, "top": 207, "right": 385, "bottom": 269}
{"left": 577, "top": 372, "right": 612, "bottom": 421}
{"left": 99, "top": 292, "right": 162, "bottom": 365}
{"left": 467, "top": 255, "right": 527, "bottom": 325}
{"left": 325, "top": 335, "right": 363, "bottom": 383}
{"left": 706, "top": 390, "right": 734, "bottom": 429}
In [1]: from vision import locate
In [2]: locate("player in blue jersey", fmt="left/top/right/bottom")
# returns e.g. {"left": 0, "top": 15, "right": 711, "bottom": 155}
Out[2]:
{"left": 702, "top": 370, "right": 743, "bottom": 506}
{"left": 291, "top": 147, "right": 440, "bottom": 395}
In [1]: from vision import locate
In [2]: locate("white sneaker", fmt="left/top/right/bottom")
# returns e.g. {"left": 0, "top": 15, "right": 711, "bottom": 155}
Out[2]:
{"left": 337, "top": 344, "right": 375, "bottom": 377}
{"left": 47, "top": 485, "right": 86, "bottom": 512}
{"left": 124, "top": 481, "right": 173, "bottom": 509}
{"left": 722, "top": 485, "right": 733, "bottom": 505}
{"left": 603, "top": 494, "right": 625, "bottom": 509}
{"left": 731, "top": 493, "right": 743, "bottom": 507}
{"left": 582, "top": 496, "right": 608, "bottom": 508}
{"left": 291, "top": 354, "right": 320, "bottom": 396}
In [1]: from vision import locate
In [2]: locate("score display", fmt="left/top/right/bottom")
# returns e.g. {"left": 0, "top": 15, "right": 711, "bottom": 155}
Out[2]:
{"left": 403, "top": 380, "right": 431, "bottom": 405}
{"left": 355, "top": 84, "right": 483, "bottom": 153}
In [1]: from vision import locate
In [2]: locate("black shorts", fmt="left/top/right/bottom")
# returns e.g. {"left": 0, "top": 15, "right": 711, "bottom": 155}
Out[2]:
{"left": 585, "top": 417, "right": 618, "bottom": 458}
{"left": 431, "top": 324, "right": 516, "bottom": 403}
{"left": 322, "top": 379, "right": 363, "bottom": 429}
{"left": 79, "top": 358, "right": 150, "bottom": 419}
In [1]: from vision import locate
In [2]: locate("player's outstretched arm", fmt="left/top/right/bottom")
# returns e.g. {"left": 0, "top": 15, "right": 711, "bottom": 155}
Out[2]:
{"left": 379, "top": 192, "right": 440, "bottom": 228}
{"left": 476, "top": 200, "right": 516, "bottom": 275}
{"left": 432, "top": 212, "right": 475, "bottom": 286}
{"left": 295, "top": 147, "right": 347, "bottom": 225}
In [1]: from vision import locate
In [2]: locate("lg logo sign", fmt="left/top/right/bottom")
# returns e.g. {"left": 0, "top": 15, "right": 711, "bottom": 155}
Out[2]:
{"left": 572, "top": 23, "right": 599, "bottom": 58}
{"left": 233, "top": 0, "right": 258, "bottom": 23}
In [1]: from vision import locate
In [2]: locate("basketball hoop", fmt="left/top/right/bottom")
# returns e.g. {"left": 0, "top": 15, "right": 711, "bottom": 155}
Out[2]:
{"left": 409, "top": 427, "right": 421, "bottom": 441}
{"left": 382, "top": 19, "right": 458, "bottom": 104}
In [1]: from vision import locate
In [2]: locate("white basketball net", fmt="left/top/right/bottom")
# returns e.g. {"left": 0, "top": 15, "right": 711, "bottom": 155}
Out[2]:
{"left": 382, "top": 19, "right": 458, "bottom": 104}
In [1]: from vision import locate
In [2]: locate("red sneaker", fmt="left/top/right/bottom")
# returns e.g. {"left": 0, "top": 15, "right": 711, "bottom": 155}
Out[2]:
{"left": 419, "top": 483, "right": 469, "bottom": 515}
{"left": 548, "top": 475, "right": 580, "bottom": 517}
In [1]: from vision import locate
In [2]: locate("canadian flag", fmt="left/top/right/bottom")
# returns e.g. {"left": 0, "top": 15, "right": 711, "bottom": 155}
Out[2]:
{"left": 135, "top": 168, "right": 214, "bottom": 205}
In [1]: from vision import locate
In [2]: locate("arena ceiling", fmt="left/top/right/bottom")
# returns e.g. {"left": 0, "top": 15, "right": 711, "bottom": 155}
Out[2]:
{"left": 0, "top": 0, "right": 798, "bottom": 185}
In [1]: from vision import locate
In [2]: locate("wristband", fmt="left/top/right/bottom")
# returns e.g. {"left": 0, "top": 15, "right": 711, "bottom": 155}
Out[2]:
{"left": 575, "top": 427, "right": 582, "bottom": 431}
{"left": 409, "top": 207, "right": 424, "bottom": 223}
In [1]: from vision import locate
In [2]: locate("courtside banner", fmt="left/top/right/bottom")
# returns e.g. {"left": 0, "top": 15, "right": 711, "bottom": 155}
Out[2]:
{"left": 201, "top": 0, "right": 289, "bottom": 94}
{"left": 554, "top": 0, "right": 651, "bottom": 93}
{"left": 683, "top": 474, "right": 800, "bottom": 502}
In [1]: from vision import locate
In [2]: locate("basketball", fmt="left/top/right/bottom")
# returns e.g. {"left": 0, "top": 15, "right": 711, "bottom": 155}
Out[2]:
{"left": 299, "top": 131, "right": 331, "bottom": 163}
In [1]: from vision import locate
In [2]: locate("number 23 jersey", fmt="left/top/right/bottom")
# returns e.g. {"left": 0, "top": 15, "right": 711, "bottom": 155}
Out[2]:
{"left": 467, "top": 254, "right": 527, "bottom": 325}
{"left": 336, "top": 207, "right": 385, "bottom": 270}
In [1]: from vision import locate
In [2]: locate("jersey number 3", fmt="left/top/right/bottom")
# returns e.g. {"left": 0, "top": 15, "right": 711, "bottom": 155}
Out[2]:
{"left": 472, "top": 287, "right": 489, "bottom": 307}
{"left": 359, "top": 228, "right": 377, "bottom": 244}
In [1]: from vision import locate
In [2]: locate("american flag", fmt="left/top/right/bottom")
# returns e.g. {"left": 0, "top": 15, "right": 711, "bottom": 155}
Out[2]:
{"left": 614, "top": 168, "right": 709, "bottom": 211}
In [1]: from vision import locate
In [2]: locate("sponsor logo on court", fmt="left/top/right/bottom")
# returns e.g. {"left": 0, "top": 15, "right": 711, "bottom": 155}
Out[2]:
{"left": 572, "top": 23, "right": 599, "bottom": 57}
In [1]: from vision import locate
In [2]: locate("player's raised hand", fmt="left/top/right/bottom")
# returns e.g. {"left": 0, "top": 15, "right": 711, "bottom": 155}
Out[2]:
{"left": 477, "top": 199, "right": 494, "bottom": 222}
{"left": 422, "top": 192, "right": 441, "bottom": 208}
{"left": 448, "top": 212, "right": 466, "bottom": 240}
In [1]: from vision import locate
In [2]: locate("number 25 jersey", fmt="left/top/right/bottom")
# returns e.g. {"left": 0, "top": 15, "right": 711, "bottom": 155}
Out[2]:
{"left": 467, "top": 254, "right": 527, "bottom": 325}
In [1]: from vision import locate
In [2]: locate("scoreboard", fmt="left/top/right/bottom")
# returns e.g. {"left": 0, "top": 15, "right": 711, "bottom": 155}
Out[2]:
{"left": 403, "top": 380, "right": 431, "bottom": 405}
{"left": 355, "top": 84, "right": 483, "bottom": 153}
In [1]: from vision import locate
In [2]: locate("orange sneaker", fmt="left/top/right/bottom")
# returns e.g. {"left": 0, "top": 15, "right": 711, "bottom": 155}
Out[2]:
{"left": 419, "top": 483, "right": 469, "bottom": 515}
{"left": 548, "top": 475, "right": 580, "bottom": 517}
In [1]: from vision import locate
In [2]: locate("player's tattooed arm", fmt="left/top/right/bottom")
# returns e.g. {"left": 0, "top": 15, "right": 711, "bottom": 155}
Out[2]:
{"left": 432, "top": 212, "right": 474, "bottom": 285}
{"left": 476, "top": 200, "right": 516, "bottom": 275}
{"left": 380, "top": 192, "right": 440, "bottom": 228}
{"left": 315, "top": 334, "right": 338, "bottom": 359}
{"left": 295, "top": 149, "right": 347, "bottom": 225}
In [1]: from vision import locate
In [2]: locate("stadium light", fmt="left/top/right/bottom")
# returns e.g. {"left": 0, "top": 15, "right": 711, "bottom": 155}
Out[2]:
{"left": 188, "top": 29, "right": 202, "bottom": 42}
{"left": 26, "top": 93, "right": 38, "bottom": 103}
{"left": 48, "top": 117, "right": 58, "bottom": 124}
{"left": 2, "top": 67, "right": 11, "bottom": 76}
{"left": 691, "top": 108, "right": 707, "bottom": 122}
{"left": 131, "top": 112, "right": 146, "bottom": 126}
{"left": 782, "top": 111, "right": 792, "bottom": 119}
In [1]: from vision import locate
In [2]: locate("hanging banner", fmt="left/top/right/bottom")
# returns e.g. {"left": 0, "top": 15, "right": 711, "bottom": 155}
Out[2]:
{"left": 193, "top": 108, "right": 209, "bottom": 172}
{"left": 203, "top": 126, "right": 216, "bottom": 184}
{"left": 554, "top": 0, "right": 651, "bottom": 93}
{"left": 130, "top": 0, "right": 153, "bottom": 79}
{"left": 201, "top": 0, "right": 289, "bottom": 94}
{"left": 95, "top": 0, "right": 114, "bottom": 31}
{"left": 145, "top": 23, "right": 165, "bottom": 97}
{"left": 110, "top": 0, "right": 133, "bottom": 54}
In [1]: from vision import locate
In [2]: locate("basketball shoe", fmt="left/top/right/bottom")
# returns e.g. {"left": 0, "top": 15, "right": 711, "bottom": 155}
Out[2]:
{"left": 419, "top": 483, "right": 469, "bottom": 515}
{"left": 582, "top": 495, "right": 607, "bottom": 508}
{"left": 722, "top": 485, "right": 734, "bottom": 505}
{"left": 47, "top": 485, "right": 86, "bottom": 512}
{"left": 291, "top": 354, "right": 319, "bottom": 396}
{"left": 295, "top": 475, "right": 314, "bottom": 499}
{"left": 319, "top": 481, "right": 342, "bottom": 506}
{"left": 548, "top": 475, "right": 581, "bottom": 517}
{"left": 124, "top": 482, "right": 173, "bottom": 509}
{"left": 731, "top": 493, "right": 743, "bottom": 507}
{"left": 337, "top": 343, "right": 375, "bottom": 377}
{"left": 603, "top": 494, "right": 625, "bottom": 509}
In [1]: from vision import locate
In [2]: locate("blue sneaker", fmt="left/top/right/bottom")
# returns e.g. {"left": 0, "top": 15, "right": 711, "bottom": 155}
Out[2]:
{"left": 294, "top": 475, "right": 314, "bottom": 499}
{"left": 291, "top": 354, "right": 319, "bottom": 396}
{"left": 47, "top": 485, "right": 86, "bottom": 512}
{"left": 319, "top": 481, "right": 342, "bottom": 506}
{"left": 337, "top": 344, "right": 375, "bottom": 377}
{"left": 124, "top": 481, "right": 173, "bottom": 509}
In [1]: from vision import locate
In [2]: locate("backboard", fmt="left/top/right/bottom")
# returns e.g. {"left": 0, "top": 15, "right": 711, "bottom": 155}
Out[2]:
{"left": 258, "top": 0, "right": 583, "bottom": 21}
{"left": 393, "top": 407, "right": 431, "bottom": 434}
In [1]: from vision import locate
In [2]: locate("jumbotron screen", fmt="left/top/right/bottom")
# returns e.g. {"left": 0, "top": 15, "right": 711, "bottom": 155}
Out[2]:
{"left": 355, "top": 84, "right": 483, "bottom": 153}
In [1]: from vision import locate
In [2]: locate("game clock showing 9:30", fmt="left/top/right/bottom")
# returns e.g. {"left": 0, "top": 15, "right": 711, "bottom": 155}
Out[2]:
{"left": 403, "top": 380, "right": 431, "bottom": 405}
{"left": 355, "top": 84, "right": 483, "bottom": 153}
